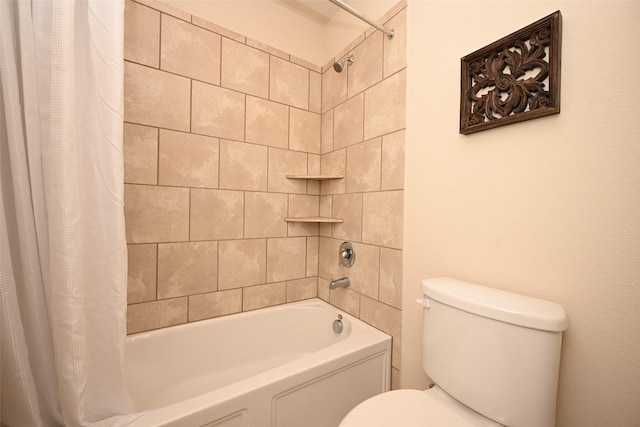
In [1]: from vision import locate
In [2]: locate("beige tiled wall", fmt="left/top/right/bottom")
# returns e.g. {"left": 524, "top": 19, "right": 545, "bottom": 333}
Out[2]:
{"left": 317, "top": 3, "right": 407, "bottom": 387}
{"left": 124, "top": 0, "right": 323, "bottom": 334}
{"left": 124, "top": 0, "right": 406, "bottom": 387}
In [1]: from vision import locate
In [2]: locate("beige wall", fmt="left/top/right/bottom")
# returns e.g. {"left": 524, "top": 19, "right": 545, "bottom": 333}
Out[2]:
{"left": 404, "top": 1, "right": 640, "bottom": 426}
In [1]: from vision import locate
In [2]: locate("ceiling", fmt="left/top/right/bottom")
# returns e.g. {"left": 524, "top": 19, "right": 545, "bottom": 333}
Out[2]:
{"left": 275, "top": 0, "right": 341, "bottom": 25}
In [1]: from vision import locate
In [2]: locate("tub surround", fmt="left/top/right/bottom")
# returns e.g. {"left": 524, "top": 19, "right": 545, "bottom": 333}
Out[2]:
{"left": 123, "top": 0, "right": 406, "bottom": 385}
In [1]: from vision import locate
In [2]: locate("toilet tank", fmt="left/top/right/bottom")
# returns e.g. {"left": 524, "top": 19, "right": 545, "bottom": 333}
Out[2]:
{"left": 421, "top": 278, "right": 568, "bottom": 427}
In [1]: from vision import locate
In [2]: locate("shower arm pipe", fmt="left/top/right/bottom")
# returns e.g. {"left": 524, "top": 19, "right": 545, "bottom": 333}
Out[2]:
{"left": 327, "top": 0, "right": 395, "bottom": 39}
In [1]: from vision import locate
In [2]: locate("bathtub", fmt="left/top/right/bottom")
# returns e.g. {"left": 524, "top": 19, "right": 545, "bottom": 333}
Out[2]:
{"left": 125, "top": 298, "right": 392, "bottom": 427}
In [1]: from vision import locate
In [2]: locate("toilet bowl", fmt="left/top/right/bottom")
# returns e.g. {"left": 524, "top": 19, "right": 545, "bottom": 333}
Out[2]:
{"left": 339, "top": 386, "right": 501, "bottom": 427}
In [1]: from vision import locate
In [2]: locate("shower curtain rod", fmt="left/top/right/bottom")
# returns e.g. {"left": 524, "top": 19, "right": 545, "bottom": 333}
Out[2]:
{"left": 328, "top": 0, "right": 395, "bottom": 39}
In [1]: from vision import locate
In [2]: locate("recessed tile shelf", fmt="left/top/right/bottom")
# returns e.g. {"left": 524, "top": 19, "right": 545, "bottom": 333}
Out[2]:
{"left": 284, "top": 216, "right": 343, "bottom": 223}
{"left": 285, "top": 174, "right": 344, "bottom": 180}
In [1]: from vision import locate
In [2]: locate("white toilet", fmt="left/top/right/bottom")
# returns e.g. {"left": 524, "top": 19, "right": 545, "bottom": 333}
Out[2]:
{"left": 340, "top": 278, "right": 568, "bottom": 427}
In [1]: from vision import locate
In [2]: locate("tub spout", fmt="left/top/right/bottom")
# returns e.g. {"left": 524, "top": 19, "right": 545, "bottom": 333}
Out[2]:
{"left": 329, "top": 277, "right": 350, "bottom": 289}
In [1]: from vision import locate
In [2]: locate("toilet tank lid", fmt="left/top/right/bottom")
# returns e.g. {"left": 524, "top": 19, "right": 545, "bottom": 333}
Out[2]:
{"left": 421, "top": 278, "right": 568, "bottom": 332}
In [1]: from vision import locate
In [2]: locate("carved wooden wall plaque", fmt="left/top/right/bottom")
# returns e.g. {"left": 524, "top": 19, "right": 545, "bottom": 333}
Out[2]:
{"left": 460, "top": 11, "right": 562, "bottom": 135}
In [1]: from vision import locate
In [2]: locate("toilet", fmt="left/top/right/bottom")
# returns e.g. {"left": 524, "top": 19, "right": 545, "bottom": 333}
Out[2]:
{"left": 340, "top": 278, "right": 568, "bottom": 427}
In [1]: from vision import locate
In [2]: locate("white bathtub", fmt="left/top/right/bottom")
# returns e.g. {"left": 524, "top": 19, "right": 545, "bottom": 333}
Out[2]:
{"left": 125, "top": 298, "right": 392, "bottom": 427}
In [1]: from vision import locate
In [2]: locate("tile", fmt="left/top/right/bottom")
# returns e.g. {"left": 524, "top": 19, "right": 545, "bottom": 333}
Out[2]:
{"left": 317, "top": 277, "right": 330, "bottom": 302}
{"left": 266, "top": 237, "right": 307, "bottom": 282}
{"left": 267, "top": 148, "right": 307, "bottom": 194}
{"left": 190, "top": 189, "right": 244, "bottom": 241}
{"left": 123, "top": 123, "right": 157, "bottom": 185}
{"left": 306, "top": 236, "right": 319, "bottom": 277}
{"left": 360, "top": 296, "right": 401, "bottom": 369}
{"left": 124, "top": 0, "right": 160, "bottom": 68}
{"left": 243, "top": 282, "right": 286, "bottom": 311}
{"left": 322, "top": 66, "right": 347, "bottom": 113}
{"left": 127, "top": 244, "right": 157, "bottom": 304}
{"left": 320, "top": 149, "right": 346, "bottom": 195}
{"left": 287, "top": 195, "right": 320, "bottom": 237}
{"left": 288, "top": 194, "right": 319, "bottom": 217}
{"left": 307, "top": 154, "right": 321, "bottom": 195}
{"left": 383, "top": 8, "right": 407, "bottom": 78}
{"left": 124, "top": 62, "right": 190, "bottom": 131}
{"left": 124, "top": 184, "right": 189, "bottom": 243}
{"left": 159, "top": 130, "right": 219, "bottom": 188}
{"left": 219, "top": 140, "right": 267, "bottom": 191}
{"left": 380, "top": 248, "right": 403, "bottom": 309}
{"left": 290, "top": 55, "right": 321, "bottom": 73}
{"left": 333, "top": 93, "right": 364, "bottom": 150}
{"left": 348, "top": 32, "right": 383, "bottom": 98}
{"left": 287, "top": 277, "right": 317, "bottom": 302}
{"left": 319, "top": 195, "right": 332, "bottom": 237}
{"left": 191, "top": 16, "right": 245, "bottom": 43}
{"left": 381, "top": 130, "right": 405, "bottom": 190}
{"left": 245, "top": 96, "right": 289, "bottom": 149}
{"left": 289, "top": 108, "right": 321, "bottom": 154}
{"left": 348, "top": 243, "right": 380, "bottom": 299}
{"left": 346, "top": 138, "right": 382, "bottom": 193}
{"left": 247, "top": 38, "right": 290, "bottom": 60}
{"left": 318, "top": 237, "right": 342, "bottom": 281}
{"left": 362, "top": 191, "right": 404, "bottom": 249}
{"left": 364, "top": 69, "right": 406, "bottom": 140}
{"left": 308, "top": 154, "right": 320, "bottom": 175}
{"left": 192, "top": 81, "right": 245, "bottom": 140}
{"left": 391, "top": 367, "right": 401, "bottom": 390}
{"left": 221, "top": 38, "right": 269, "bottom": 98}
{"left": 127, "top": 297, "right": 187, "bottom": 334}
{"left": 287, "top": 222, "right": 319, "bottom": 238}
{"left": 157, "top": 241, "right": 218, "bottom": 299}
{"left": 321, "top": 110, "right": 334, "bottom": 155}
{"left": 309, "top": 71, "right": 322, "bottom": 113}
{"left": 218, "top": 239, "right": 267, "bottom": 290}
{"left": 160, "top": 15, "right": 221, "bottom": 85}
{"left": 331, "top": 193, "right": 363, "bottom": 242}
{"left": 244, "top": 192, "right": 288, "bottom": 239}
{"left": 134, "top": 0, "right": 191, "bottom": 21}
{"left": 270, "top": 56, "right": 309, "bottom": 109}
{"left": 188, "top": 289, "right": 242, "bottom": 322}
{"left": 329, "top": 287, "right": 359, "bottom": 317}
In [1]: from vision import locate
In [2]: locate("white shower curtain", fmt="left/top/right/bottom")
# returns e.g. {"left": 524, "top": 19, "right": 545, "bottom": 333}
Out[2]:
{"left": 0, "top": 0, "right": 137, "bottom": 425}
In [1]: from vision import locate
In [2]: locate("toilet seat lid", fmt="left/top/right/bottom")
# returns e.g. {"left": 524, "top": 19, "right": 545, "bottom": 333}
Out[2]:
{"left": 339, "top": 389, "right": 492, "bottom": 427}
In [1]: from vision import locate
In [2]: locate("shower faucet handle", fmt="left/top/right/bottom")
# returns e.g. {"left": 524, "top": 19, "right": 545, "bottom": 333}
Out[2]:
{"left": 338, "top": 241, "right": 355, "bottom": 268}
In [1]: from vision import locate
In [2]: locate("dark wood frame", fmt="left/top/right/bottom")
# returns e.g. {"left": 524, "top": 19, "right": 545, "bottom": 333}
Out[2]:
{"left": 460, "top": 11, "right": 562, "bottom": 135}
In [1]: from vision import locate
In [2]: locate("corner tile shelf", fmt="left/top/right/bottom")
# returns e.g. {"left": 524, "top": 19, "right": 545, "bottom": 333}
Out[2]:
{"left": 285, "top": 216, "right": 343, "bottom": 223}
{"left": 284, "top": 174, "right": 344, "bottom": 224}
{"left": 285, "top": 174, "right": 344, "bottom": 180}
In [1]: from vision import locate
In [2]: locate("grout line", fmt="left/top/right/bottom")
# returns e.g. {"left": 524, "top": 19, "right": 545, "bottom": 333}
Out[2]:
{"left": 155, "top": 127, "right": 160, "bottom": 185}
{"left": 158, "top": 13, "right": 163, "bottom": 70}
{"left": 154, "top": 243, "right": 159, "bottom": 301}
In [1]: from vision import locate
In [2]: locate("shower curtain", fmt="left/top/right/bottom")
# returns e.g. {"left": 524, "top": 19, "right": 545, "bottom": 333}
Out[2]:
{"left": 1, "top": 0, "right": 136, "bottom": 425}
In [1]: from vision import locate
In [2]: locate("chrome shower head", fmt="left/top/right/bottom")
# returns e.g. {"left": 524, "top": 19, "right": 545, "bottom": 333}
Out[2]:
{"left": 333, "top": 55, "right": 354, "bottom": 73}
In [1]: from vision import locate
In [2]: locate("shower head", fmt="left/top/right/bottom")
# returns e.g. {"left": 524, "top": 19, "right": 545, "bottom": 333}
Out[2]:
{"left": 333, "top": 55, "right": 354, "bottom": 73}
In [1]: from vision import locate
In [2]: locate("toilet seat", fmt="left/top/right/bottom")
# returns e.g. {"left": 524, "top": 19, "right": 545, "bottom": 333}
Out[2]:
{"left": 339, "top": 387, "right": 503, "bottom": 427}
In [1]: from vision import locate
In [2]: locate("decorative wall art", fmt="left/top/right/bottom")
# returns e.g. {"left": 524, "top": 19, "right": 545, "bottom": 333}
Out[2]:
{"left": 460, "top": 11, "right": 562, "bottom": 135}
